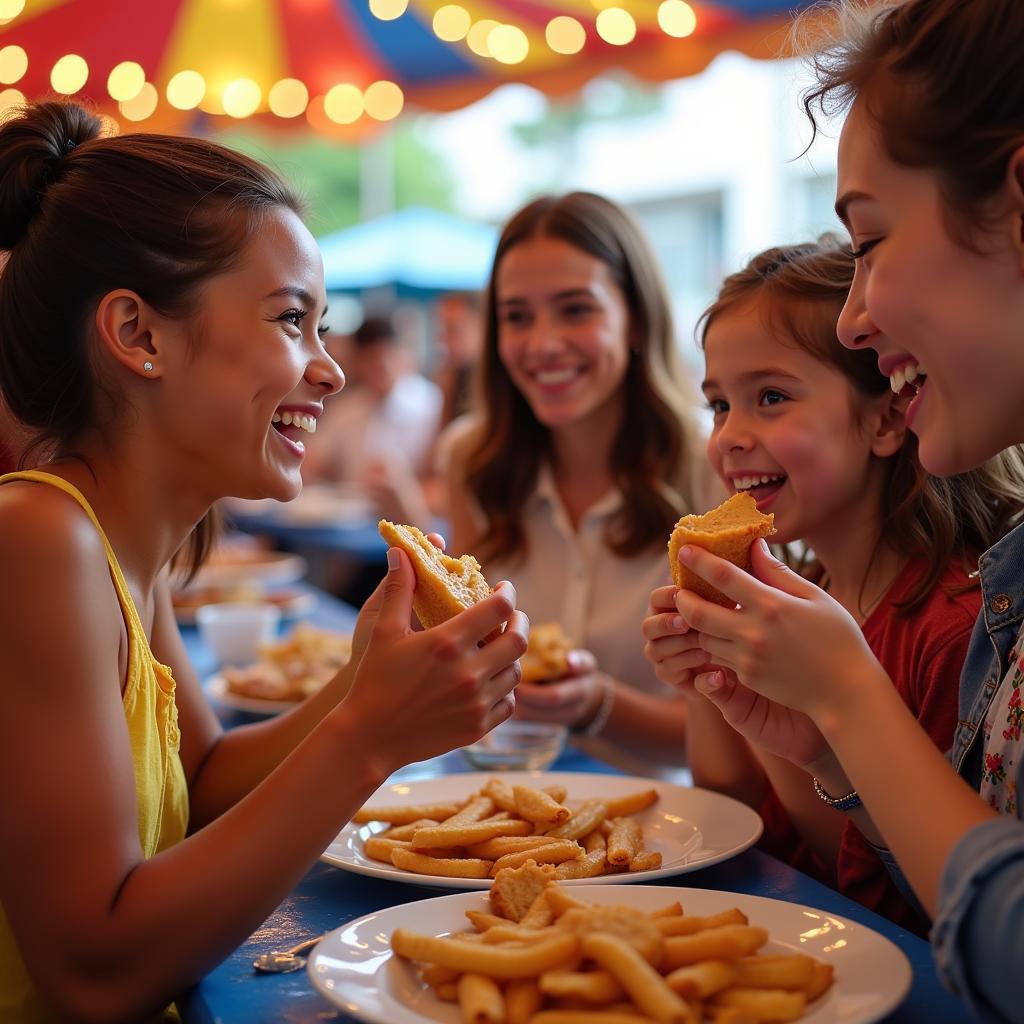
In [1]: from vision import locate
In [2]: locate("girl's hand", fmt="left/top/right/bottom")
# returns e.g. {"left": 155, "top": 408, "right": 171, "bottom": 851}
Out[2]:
{"left": 693, "top": 668, "right": 829, "bottom": 768}
{"left": 642, "top": 585, "right": 716, "bottom": 697}
{"left": 514, "top": 649, "right": 607, "bottom": 729}
{"left": 673, "top": 540, "right": 879, "bottom": 721}
{"left": 341, "top": 547, "right": 528, "bottom": 775}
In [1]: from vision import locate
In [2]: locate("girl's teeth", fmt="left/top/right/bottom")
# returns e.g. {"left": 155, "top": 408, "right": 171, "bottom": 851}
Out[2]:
{"left": 735, "top": 474, "right": 783, "bottom": 491}
{"left": 271, "top": 412, "right": 317, "bottom": 434}
{"left": 890, "top": 363, "right": 921, "bottom": 394}
{"left": 536, "top": 368, "right": 579, "bottom": 386}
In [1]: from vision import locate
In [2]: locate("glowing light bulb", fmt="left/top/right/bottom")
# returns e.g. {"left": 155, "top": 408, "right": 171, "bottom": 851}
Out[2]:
{"left": 268, "top": 78, "right": 308, "bottom": 118}
{"left": 545, "top": 16, "right": 585, "bottom": 55}
{"left": 222, "top": 78, "right": 262, "bottom": 119}
{"left": 0, "top": 45, "right": 27, "bottom": 84}
{"left": 166, "top": 70, "right": 206, "bottom": 110}
{"left": 657, "top": 0, "right": 697, "bottom": 38}
{"left": 364, "top": 80, "right": 403, "bottom": 121}
{"left": 51, "top": 54, "right": 89, "bottom": 95}
{"left": 107, "top": 61, "right": 145, "bottom": 102}
{"left": 595, "top": 8, "right": 636, "bottom": 45}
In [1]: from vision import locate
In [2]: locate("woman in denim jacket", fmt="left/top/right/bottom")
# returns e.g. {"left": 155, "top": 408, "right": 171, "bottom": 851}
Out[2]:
{"left": 659, "top": 1, "right": 1024, "bottom": 1021}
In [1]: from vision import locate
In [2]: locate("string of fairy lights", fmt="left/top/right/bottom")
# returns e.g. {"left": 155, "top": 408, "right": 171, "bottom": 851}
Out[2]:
{"left": 0, "top": 0, "right": 698, "bottom": 130}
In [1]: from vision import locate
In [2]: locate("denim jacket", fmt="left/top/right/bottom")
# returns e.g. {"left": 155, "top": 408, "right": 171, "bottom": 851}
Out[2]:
{"left": 931, "top": 522, "right": 1024, "bottom": 1023}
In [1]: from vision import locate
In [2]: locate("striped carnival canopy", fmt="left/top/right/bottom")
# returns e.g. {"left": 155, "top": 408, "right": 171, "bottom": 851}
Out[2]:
{"left": 0, "top": 0, "right": 818, "bottom": 137}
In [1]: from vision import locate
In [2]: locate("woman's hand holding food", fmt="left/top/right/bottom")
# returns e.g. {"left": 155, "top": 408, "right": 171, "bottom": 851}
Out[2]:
{"left": 672, "top": 539, "right": 882, "bottom": 724}
{"left": 340, "top": 547, "right": 528, "bottom": 776}
{"left": 514, "top": 648, "right": 608, "bottom": 730}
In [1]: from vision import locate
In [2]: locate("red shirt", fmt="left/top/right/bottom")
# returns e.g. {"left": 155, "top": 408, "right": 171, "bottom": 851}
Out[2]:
{"left": 758, "top": 558, "right": 981, "bottom": 934}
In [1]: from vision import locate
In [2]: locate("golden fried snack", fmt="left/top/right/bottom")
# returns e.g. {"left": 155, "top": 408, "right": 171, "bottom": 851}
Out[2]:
{"left": 378, "top": 519, "right": 496, "bottom": 633}
{"left": 668, "top": 492, "right": 776, "bottom": 607}
{"left": 521, "top": 622, "right": 574, "bottom": 684}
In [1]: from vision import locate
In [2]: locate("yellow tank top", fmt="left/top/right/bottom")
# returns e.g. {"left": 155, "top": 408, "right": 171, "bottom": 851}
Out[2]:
{"left": 0, "top": 470, "right": 189, "bottom": 1023}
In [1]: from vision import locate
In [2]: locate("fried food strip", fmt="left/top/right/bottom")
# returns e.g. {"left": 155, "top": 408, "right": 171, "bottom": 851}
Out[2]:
{"left": 554, "top": 849, "right": 608, "bottom": 880}
{"left": 363, "top": 836, "right": 411, "bottom": 863}
{"left": 483, "top": 777, "right": 519, "bottom": 813}
{"left": 468, "top": 836, "right": 562, "bottom": 859}
{"left": 546, "top": 800, "right": 608, "bottom": 841}
{"left": 629, "top": 851, "right": 663, "bottom": 873}
{"left": 491, "top": 842, "right": 584, "bottom": 876}
{"left": 732, "top": 955, "right": 814, "bottom": 991}
{"left": 513, "top": 785, "right": 571, "bottom": 826}
{"left": 412, "top": 819, "right": 533, "bottom": 848}
{"left": 352, "top": 801, "right": 463, "bottom": 825}
{"left": 539, "top": 968, "right": 625, "bottom": 1003}
{"left": 662, "top": 925, "right": 769, "bottom": 971}
{"left": 664, "top": 960, "right": 737, "bottom": 999}
{"left": 466, "top": 910, "right": 507, "bottom": 932}
{"left": 582, "top": 830, "right": 607, "bottom": 854}
{"left": 656, "top": 910, "right": 748, "bottom": 937}
{"left": 803, "top": 961, "right": 834, "bottom": 1002}
{"left": 606, "top": 819, "right": 643, "bottom": 866}
{"left": 379, "top": 818, "right": 440, "bottom": 840}
{"left": 505, "top": 978, "right": 544, "bottom": 1024}
{"left": 444, "top": 796, "right": 497, "bottom": 826}
{"left": 582, "top": 932, "right": 693, "bottom": 1024}
{"left": 390, "top": 848, "right": 494, "bottom": 878}
{"left": 544, "top": 883, "right": 587, "bottom": 918}
{"left": 391, "top": 928, "right": 580, "bottom": 979}
{"left": 602, "top": 789, "right": 659, "bottom": 818}
{"left": 711, "top": 987, "right": 806, "bottom": 1022}
{"left": 457, "top": 972, "right": 505, "bottom": 1024}
{"left": 650, "top": 902, "right": 683, "bottom": 919}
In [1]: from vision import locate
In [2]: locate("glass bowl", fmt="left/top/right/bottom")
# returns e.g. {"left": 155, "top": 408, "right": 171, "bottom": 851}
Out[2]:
{"left": 460, "top": 720, "right": 568, "bottom": 772}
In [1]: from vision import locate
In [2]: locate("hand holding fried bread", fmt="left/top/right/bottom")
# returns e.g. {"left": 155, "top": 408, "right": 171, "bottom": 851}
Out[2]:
{"left": 340, "top": 546, "right": 528, "bottom": 774}
{"left": 514, "top": 647, "right": 610, "bottom": 731}
{"left": 668, "top": 493, "right": 776, "bottom": 608}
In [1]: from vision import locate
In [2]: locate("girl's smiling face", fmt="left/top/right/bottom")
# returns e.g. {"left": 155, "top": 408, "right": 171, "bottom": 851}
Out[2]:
{"left": 495, "top": 235, "right": 631, "bottom": 437}
{"left": 155, "top": 207, "right": 344, "bottom": 502}
{"left": 836, "top": 100, "right": 1024, "bottom": 476}
{"left": 703, "top": 299, "right": 903, "bottom": 548}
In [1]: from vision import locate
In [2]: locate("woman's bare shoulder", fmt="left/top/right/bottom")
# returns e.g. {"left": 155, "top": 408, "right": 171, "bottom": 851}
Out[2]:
{"left": 0, "top": 478, "right": 110, "bottom": 582}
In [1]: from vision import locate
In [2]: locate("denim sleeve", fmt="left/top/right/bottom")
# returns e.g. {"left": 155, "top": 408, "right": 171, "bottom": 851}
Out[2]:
{"left": 870, "top": 841, "right": 930, "bottom": 921}
{"left": 933, "top": 817, "right": 1024, "bottom": 1024}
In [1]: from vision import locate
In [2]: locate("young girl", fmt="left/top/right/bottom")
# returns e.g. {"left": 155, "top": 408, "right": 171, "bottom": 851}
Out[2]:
{"left": 643, "top": 237, "right": 1024, "bottom": 933}
{"left": 445, "top": 192, "right": 719, "bottom": 778}
{"left": 662, "top": 1, "right": 1024, "bottom": 1017}
{"left": 0, "top": 100, "right": 527, "bottom": 1023}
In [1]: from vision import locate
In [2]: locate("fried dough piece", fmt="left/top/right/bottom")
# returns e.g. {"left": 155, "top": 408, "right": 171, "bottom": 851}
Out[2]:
{"left": 378, "top": 520, "right": 497, "bottom": 634}
{"left": 521, "top": 622, "right": 573, "bottom": 684}
{"left": 490, "top": 860, "right": 558, "bottom": 922}
{"left": 668, "top": 493, "right": 776, "bottom": 607}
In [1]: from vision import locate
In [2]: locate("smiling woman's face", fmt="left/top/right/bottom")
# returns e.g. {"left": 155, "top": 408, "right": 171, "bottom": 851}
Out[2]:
{"left": 835, "top": 100, "right": 1024, "bottom": 477}
{"left": 494, "top": 235, "right": 631, "bottom": 436}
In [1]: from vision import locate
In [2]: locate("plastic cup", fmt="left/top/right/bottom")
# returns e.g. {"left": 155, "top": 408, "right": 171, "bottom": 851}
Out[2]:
{"left": 196, "top": 602, "right": 281, "bottom": 667}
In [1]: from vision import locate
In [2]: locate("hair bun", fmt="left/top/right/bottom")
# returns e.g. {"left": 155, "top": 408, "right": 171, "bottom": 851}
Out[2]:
{"left": 0, "top": 100, "right": 101, "bottom": 249}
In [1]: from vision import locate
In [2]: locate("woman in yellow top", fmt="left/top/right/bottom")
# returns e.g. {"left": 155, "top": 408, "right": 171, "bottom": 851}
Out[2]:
{"left": 0, "top": 100, "right": 527, "bottom": 1024}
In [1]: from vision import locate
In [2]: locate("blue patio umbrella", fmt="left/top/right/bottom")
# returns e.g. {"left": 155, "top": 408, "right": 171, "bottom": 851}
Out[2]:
{"left": 319, "top": 206, "right": 498, "bottom": 296}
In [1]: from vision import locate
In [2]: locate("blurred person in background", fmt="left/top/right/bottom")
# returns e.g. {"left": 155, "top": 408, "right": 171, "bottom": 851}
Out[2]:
{"left": 432, "top": 290, "right": 484, "bottom": 428}
{"left": 446, "top": 191, "right": 720, "bottom": 779}
{"left": 304, "top": 314, "right": 442, "bottom": 524}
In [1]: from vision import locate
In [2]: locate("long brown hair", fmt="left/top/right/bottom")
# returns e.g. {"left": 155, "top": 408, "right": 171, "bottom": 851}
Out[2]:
{"left": 798, "top": 0, "right": 1024, "bottom": 245}
{"left": 0, "top": 100, "right": 302, "bottom": 579}
{"left": 700, "top": 236, "right": 1024, "bottom": 613}
{"left": 461, "top": 191, "right": 701, "bottom": 564}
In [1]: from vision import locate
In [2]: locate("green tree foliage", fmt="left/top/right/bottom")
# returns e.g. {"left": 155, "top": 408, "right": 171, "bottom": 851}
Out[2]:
{"left": 216, "top": 120, "right": 456, "bottom": 235}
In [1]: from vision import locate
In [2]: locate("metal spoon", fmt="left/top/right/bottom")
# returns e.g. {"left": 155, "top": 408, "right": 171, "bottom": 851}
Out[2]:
{"left": 252, "top": 935, "right": 324, "bottom": 974}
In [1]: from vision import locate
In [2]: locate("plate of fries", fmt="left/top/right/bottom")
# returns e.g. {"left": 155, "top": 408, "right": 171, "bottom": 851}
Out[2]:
{"left": 322, "top": 772, "right": 763, "bottom": 889}
{"left": 306, "top": 877, "right": 912, "bottom": 1023}
{"left": 206, "top": 623, "right": 353, "bottom": 714}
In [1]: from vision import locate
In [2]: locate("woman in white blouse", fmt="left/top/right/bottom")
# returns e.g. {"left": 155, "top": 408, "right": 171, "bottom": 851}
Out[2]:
{"left": 446, "top": 192, "right": 718, "bottom": 776}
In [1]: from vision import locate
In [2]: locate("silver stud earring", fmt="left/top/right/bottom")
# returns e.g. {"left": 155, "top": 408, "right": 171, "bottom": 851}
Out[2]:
{"left": 143, "top": 361, "right": 154, "bottom": 372}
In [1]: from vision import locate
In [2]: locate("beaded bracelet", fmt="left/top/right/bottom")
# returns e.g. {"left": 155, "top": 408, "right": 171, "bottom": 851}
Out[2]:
{"left": 812, "top": 776, "right": 863, "bottom": 812}
{"left": 574, "top": 674, "right": 615, "bottom": 738}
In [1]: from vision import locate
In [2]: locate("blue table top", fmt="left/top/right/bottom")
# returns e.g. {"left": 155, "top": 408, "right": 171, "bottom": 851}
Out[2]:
{"left": 178, "top": 594, "right": 971, "bottom": 1024}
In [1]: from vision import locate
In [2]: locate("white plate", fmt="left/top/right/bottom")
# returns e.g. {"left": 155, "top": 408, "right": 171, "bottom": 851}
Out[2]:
{"left": 321, "top": 771, "right": 763, "bottom": 889}
{"left": 206, "top": 673, "right": 301, "bottom": 716}
{"left": 190, "top": 551, "right": 307, "bottom": 589}
{"left": 307, "top": 884, "right": 912, "bottom": 1024}
{"left": 174, "top": 589, "right": 316, "bottom": 625}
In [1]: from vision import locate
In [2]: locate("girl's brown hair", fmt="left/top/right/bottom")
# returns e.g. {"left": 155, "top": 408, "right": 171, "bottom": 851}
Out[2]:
{"left": 799, "top": 0, "right": 1024, "bottom": 243}
{"left": 0, "top": 100, "right": 303, "bottom": 579}
{"left": 700, "top": 236, "right": 1024, "bottom": 614}
{"left": 461, "top": 191, "right": 701, "bottom": 564}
